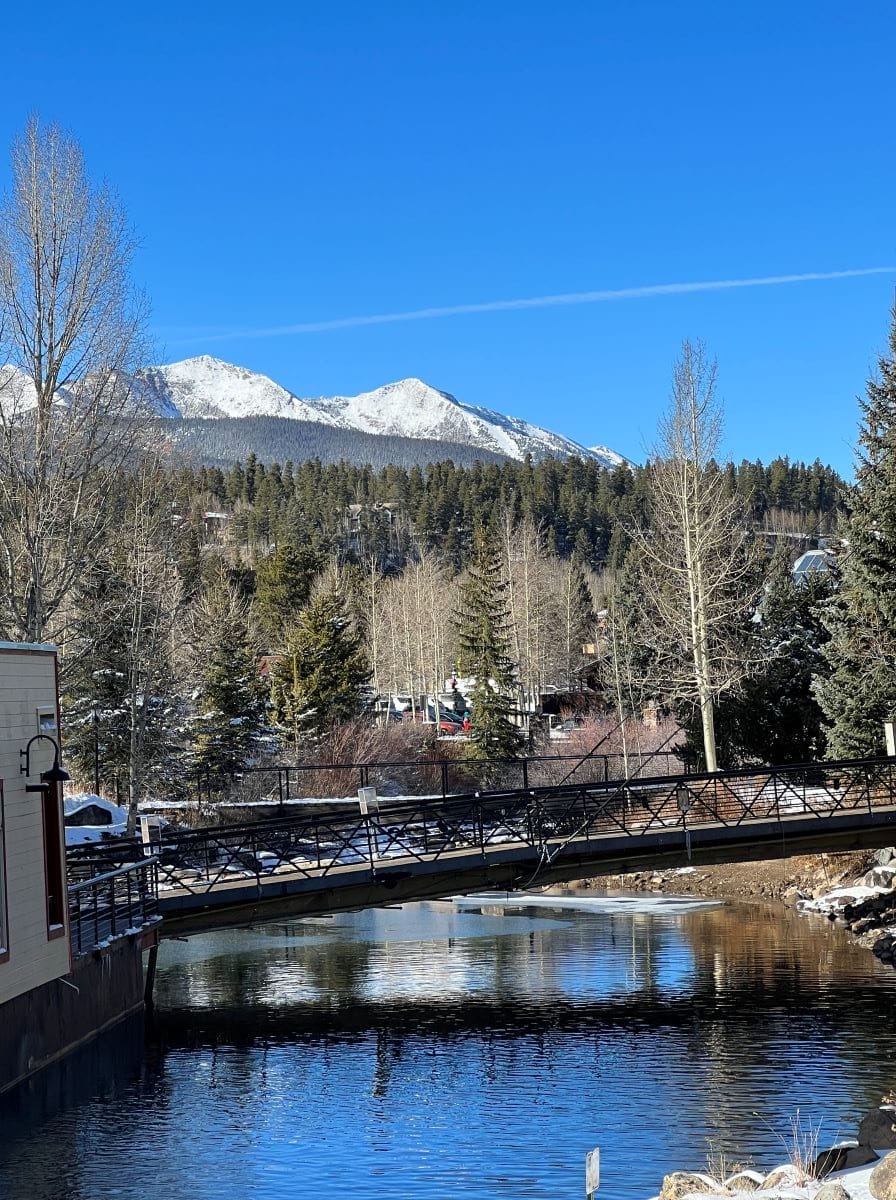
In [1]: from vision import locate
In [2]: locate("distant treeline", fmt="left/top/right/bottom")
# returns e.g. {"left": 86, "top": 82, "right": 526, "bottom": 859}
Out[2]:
{"left": 168, "top": 452, "right": 846, "bottom": 571}
{"left": 163, "top": 416, "right": 508, "bottom": 471}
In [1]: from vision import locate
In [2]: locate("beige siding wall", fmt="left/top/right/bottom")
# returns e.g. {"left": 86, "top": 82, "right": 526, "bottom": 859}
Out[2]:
{"left": 0, "top": 646, "right": 70, "bottom": 1006}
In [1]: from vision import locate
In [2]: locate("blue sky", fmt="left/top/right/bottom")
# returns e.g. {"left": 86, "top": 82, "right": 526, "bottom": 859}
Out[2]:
{"left": 2, "top": 0, "right": 894, "bottom": 474}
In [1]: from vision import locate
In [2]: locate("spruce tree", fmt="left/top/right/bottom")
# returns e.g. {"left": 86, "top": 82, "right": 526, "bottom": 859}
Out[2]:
{"left": 817, "top": 304, "right": 896, "bottom": 757}
{"left": 271, "top": 587, "right": 371, "bottom": 746}
{"left": 253, "top": 543, "right": 321, "bottom": 649}
{"left": 456, "top": 530, "right": 523, "bottom": 761}
{"left": 189, "top": 575, "right": 267, "bottom": 787}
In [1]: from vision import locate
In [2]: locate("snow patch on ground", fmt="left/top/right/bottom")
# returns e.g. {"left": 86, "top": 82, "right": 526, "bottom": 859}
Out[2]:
{"left": 798, "top": 883, "right": 890, "bottom": 914}
{"left": 63, "top": 793, "right": 129, "bottom": 845}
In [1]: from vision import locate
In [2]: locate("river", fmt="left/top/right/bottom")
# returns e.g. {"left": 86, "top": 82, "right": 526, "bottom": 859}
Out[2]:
{"left": 1, "top": 891, "right": 896, "bottom": 1200}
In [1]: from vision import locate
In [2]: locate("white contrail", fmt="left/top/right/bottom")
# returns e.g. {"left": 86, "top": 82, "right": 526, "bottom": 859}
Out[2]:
{"left": 199, "top": 266, "right": 895, "bottom": 341}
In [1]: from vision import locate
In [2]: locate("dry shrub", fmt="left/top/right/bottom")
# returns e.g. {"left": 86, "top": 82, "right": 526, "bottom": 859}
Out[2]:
{"left": 528, "top": 716, "right": 685, "bottom": 788}
{"left": 288, "top": 719, "right": 473, "bottom": 799}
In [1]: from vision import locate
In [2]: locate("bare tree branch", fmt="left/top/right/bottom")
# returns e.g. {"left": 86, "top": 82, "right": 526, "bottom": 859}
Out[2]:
{"left": 0, "top": 117, "right": 151, "bottom": 642}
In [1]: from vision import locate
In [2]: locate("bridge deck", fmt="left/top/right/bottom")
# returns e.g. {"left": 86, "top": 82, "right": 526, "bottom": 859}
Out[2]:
{"left": 102, "top": 755, "right": 896, "bottom": 935}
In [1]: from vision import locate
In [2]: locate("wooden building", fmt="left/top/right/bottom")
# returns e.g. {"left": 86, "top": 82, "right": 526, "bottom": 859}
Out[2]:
{"left": 0, "top": 642, "right": 157, "bottom": 1096}
{"left": 0, "top": 642, "right": 69, "bottom": 1011}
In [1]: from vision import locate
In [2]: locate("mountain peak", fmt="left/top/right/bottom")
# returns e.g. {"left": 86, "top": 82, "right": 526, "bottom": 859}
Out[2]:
{"left": 140, "top": 357, "right": 626, "bottom": 466}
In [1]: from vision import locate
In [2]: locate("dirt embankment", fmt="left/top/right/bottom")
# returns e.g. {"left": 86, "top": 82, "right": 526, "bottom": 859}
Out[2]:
{"left": 605, "top": 851, "right": 876, "bottom": 903}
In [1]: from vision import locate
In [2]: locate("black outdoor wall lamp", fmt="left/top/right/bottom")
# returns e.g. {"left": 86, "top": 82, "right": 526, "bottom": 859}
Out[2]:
{"left": 20, "top": 734, "right": 71, "bottom": 793}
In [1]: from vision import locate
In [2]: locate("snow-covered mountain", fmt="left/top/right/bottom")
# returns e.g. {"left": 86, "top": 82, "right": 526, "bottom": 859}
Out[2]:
{"left": 139, "top": 356, "right": 626, "bottom": 466}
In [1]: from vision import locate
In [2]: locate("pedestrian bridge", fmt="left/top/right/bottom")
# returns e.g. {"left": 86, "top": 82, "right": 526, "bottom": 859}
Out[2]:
{"left": 65, "top": 755, "right": 896, "bottom": 943}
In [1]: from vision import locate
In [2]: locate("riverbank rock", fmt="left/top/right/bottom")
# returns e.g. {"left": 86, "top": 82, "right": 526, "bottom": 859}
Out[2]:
{"left": 813, "top": 1182, "right": 853, "bottom": 1200}
{"left": 658, "top": 1171, "right": 722, "bottom": 1200}
{"left": 812, "top": 1142, "right": 878, "bottom": 1175}
{"left": 723, "top": 1169, "right": 764, "bottom": 1191}
{"left": 863, "top": 866, "right": 896, "bottom": 889}
{"left": 869, "top": 1151, "right": 896, "bottom": 1200}
{"left": 859, "top": 1106, "right": 896, "bottom": 1149}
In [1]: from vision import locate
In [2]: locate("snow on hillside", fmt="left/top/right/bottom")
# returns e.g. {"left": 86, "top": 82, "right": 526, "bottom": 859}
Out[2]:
{"left": 138, "top": 356, "right": 335, "bottom": 423}
{"left": 0, "top": 365, "right": 37, "bottom": 415}
{"left": 589, "top": 444, "right": 627, "bottom": 467}
{"left": 141, "top": 356, "right": 626, "bottom": 466}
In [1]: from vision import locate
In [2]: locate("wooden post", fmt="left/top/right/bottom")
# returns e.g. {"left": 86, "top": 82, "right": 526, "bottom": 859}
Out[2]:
{"left": 586, "top": 1147, "right": 600, "bottom": 1197}
{"left": 144, "top": 942, "right": 159, "bottom": 1011}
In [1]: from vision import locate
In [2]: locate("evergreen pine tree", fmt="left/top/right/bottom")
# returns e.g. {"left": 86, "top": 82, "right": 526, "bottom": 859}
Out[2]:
{"left": 817, "top": 304, "right": 896, "bottom": 757}
{"left": 62, "top": 561, "right": 133, "bottom": 794}
{"left": 456, "top": 530, "right": 523, "bottom": 761}
{"left": 189, "top": 575, "right": 267, "bottom": 788}
{"left": 271, "top": 587, "right": 371, "bottom": 746}
{"left": 253, "top": 543, "right": 322, "bottom": 649}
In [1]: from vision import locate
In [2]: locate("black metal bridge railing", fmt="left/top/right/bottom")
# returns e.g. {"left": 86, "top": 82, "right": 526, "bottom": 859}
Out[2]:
{"left": 67, "top": 857, "right": 160, "bottom": 958}
{"left": 67, "top": 756, "right": 896, "bottom": 913}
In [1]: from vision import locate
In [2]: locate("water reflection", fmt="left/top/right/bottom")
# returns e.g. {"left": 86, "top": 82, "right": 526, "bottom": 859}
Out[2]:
{"left": 1, "top": 893, "right": 895, "bottom": 1200}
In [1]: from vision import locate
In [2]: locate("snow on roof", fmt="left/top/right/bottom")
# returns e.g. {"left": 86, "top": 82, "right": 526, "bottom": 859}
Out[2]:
{"left": 63, "top": 793, "right": 129, "bottom": 845}
{"left": 792, "top": 548, "right": 832, "bottom": 583}
{"left": 0, "top": 640, "right": 56, "bottom": 653}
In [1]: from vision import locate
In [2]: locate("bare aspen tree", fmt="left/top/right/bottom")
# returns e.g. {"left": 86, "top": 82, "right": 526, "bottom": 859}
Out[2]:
{"left": 633, "top": 341, "right": 755, "bottom": 772}
{"left": 362, "top": 555, "right": 383, "bottom": 700}
{"left": 122, "top": 459, "right": 183, "bottom": 829}
{"left": 501, "top": 517, "right": 553, "bottom": 713}
{"left": 0, "top": 117, "right": 149, "bottom": 642}
{"left": 372, "top": 553, "right": 455, "bottom": 713}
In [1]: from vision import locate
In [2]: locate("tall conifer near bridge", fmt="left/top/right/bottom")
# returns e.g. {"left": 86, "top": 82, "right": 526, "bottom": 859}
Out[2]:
{"left": 456, "top": 529, "right": 523, "bottom": 761}
{"left": 817, "top": 302, "right": 896, "bottom": 756}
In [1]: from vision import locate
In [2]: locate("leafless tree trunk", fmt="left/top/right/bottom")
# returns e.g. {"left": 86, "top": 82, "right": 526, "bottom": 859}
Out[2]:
{"left": 501, "top": 517, "right": 554, "bottom": 714}
{"left": 0, "top": 117, "right": 149, "bottom": 643}
{"left": 123, "top": 459, "right": 183, "bottom": 831}
{"left": 633, "top": 341, "right": 756, "bottom": 772}
{"left": 370, "top": 553, "right": 455, "bottom": 716}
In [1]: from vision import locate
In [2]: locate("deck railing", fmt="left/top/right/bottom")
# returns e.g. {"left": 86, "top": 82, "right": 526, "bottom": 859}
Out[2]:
{"left": 67, "top": 857, "right": 160, "bottom": 957}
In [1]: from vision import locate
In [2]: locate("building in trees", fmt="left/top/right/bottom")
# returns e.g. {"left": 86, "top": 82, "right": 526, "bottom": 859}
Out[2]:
{"left": 685, "top": 548, "right": 832, "bottom": 767}
{"left": 817, "top": 303, "right": 896, "bottom": 756}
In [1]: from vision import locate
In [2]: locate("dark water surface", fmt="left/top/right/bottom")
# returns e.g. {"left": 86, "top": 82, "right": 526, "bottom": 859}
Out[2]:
{"left": 2, "top": 892, "right": 896, "bottom": 1200}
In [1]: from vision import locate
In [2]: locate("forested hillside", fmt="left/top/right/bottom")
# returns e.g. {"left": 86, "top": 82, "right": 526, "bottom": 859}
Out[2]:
{"left": 169, "top": 452, "right": 845, "bottom": 572}
{"left": 164, "top": 416, "right": 509, "bottom": 471}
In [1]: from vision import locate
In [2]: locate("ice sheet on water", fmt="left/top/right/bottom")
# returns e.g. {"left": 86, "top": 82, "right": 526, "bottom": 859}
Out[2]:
{"left": 451, "top": 891, "right": 721, "bottom": 915}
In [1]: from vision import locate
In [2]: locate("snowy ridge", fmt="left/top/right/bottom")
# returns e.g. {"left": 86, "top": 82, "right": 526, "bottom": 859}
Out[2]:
{"left": 137, "top": 357, "right": 332, "bottom": 423}
{"left": 139, "top": 356, "right": 627, "bottom": 466}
